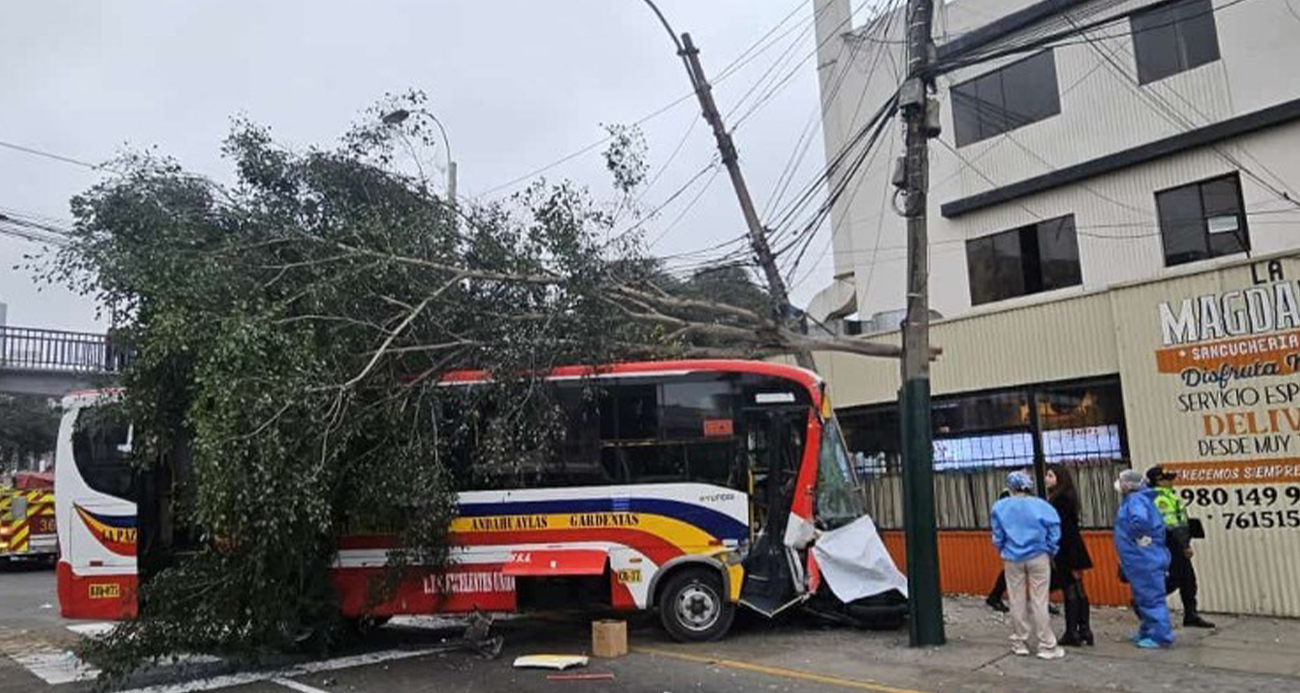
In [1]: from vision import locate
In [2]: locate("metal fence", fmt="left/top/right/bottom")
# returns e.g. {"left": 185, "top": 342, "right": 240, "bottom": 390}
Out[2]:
{"left": 0, "top": 326, "right": 127, "bottom": 374}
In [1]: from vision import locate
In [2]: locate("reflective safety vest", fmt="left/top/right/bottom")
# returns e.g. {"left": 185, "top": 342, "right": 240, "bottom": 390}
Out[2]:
{"left": 1153, "top": 487, "right": 1188, "bottom": 529}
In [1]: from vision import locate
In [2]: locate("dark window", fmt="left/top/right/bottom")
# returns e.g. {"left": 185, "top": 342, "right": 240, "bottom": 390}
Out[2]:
{"left": 1156, "top": 173, "right": 1248, "bottom": 266}
{"left": 967, "top": 215, "right": 1081, "bottom": 305}
{"left": 837, "top": 377, "right": 1129, "bottom": 529}
{"left": 1132, "top": 0, "right": 1221, "bottom": 84}
{"left": 933, "top": 391, "right": 1028, "bottom": 435}
{"left": 72, "top": 410, "right": 136, "bottom": 502}
{"left": 600, "top": 384, "right": 658, "bottom": 440}
{"left": 951, "top": 51, "right": 1061, "bottom": 147}
{"left": 1036, "top": 216, "right": 1084, "bottom": 291}
{"left": 443, "top": 374, "right": 815, "bottom": 492}
{"left": 661, "top": 381, "right": 733, "bottom": 440}
{"left": 599, "top": 377, "right": 745, "bottom": 489}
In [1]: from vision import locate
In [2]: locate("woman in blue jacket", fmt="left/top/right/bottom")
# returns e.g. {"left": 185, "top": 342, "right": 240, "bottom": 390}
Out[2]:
{"left": 1114, "top": 469, "right": 1173, "bottom": 648}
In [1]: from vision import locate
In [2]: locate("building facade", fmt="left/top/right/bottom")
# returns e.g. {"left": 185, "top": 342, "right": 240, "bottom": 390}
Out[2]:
{"left": 810, "top": 0, "right": 1300, "bottom": 324}
{"left": 808, "top": 0, "right": 1300, "bottom": 616}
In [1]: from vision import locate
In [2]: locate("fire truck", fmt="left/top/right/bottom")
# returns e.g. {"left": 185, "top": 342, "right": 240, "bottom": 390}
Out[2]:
{"left": 0, "top": 471, "right": 58, "bottom": 564}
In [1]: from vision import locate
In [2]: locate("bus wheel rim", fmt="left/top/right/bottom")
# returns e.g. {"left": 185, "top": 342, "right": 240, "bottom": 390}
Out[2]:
{"left": 675, "top": 583, "right": 720, "bottom": 631}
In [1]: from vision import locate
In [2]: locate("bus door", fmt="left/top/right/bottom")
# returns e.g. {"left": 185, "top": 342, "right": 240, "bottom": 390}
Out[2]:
{"left": 738, "top": 405, "right": 806, "bottom": 616}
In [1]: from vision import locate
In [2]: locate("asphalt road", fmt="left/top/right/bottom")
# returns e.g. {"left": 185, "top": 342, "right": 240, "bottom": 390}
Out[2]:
{"left": 5, "top": 567, "right": 1300, "bottom": 693}
{"left": 0, "top": 567, "right": 862, "bottom": 693}
{"left": 0, "top": 565, "right": 63, "bottom": 631}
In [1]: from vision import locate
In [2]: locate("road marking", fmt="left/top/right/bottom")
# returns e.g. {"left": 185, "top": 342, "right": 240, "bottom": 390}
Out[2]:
{"left": 8, "top": 649, "right": 100, "bottom": 685}
{"left": 271, "top": 678, "right": 332, "bottom": 693}
{"left": 114, "top": 647, "right": 439, "bottom": 693}
{"left": 635, "top": 647, "right": 931, "bottom": 693}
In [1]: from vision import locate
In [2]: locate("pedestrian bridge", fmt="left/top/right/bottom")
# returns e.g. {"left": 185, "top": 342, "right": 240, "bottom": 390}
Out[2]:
{"left": 0, "top": 326, "right": 125, "bottom": 397}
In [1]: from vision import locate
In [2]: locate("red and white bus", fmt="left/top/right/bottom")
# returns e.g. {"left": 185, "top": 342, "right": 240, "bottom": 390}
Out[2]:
{"left": 55, "top": 360, "right": 906, "bottom": 640}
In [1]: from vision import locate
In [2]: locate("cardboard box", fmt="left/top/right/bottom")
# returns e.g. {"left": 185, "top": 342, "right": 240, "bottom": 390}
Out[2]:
{"left": 591, "top": 619, "right": 627, "bottom": 658}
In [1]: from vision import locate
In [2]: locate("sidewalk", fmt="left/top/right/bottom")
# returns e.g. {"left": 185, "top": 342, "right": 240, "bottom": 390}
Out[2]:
{"left": 633, "top": 596, "right": 1300, "bottom": 693}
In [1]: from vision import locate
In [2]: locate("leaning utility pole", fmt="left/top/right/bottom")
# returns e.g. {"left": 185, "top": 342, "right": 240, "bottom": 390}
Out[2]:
{"left": 643, "top": 1, "right": 815, "bottom": 371}
{"left": 897, "top": 0, "right": 945, "bottom": 646}
{"left": 677, "top": 34, "right": 796, "bottom": 331}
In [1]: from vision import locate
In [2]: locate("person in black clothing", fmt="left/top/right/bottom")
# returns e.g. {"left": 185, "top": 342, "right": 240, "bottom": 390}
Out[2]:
{"left": 985, "top": 487, "right": 1012, "bottom": 612}
{"left": 1047, "top": 464, "right": 1094, "bottom": 646}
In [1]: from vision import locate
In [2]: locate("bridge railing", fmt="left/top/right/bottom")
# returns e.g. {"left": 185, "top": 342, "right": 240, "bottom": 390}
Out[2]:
{"left": 0, "top": 326, "right": 128, "bottom": 374}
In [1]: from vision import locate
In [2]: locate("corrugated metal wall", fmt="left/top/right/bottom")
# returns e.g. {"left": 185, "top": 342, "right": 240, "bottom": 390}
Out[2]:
{"left": 1107, "top": 253, "right": 1300, "bottom": 617}
{"left": 816, "top": 288, "right": 1119, "bottom": 407}
{"left": 879, "top": 530, "right": 1130, "bottom": 606}
{"left": 819, "top": 251, "right": 1300, "bottom": 617}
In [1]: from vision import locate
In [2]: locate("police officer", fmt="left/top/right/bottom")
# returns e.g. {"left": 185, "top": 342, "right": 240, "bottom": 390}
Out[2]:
{"left": 1146, "top": 466, "right": 1215, "bottom": 629}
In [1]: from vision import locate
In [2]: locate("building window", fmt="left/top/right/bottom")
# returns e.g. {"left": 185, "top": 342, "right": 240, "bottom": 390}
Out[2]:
{"left": 1156, "top": 173, "right": 1248, "bottom": 266}
{"left": 951, "top": 50, "right": 1061, "bottom": 147}
{"left": 838, "top": 377, "right": 1129, "bottom": 529}
{"left": 967, "top": 215, "right": 1082, "bottom": 306}
{"left": 1131, "top": 0, "right": 1221, "bottom": 84}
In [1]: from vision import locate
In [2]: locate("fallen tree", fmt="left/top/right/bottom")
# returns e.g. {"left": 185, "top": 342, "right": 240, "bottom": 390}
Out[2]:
{"left": 43, "top": 93, "right": 895, "bottom": 682}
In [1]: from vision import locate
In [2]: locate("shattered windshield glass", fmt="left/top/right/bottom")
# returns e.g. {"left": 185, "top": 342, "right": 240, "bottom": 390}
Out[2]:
{"left": 816, "top": 416, "right": 864, "bottom": 529}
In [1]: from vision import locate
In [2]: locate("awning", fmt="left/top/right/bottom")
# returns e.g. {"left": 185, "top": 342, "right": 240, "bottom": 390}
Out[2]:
{"left": 501, "top": 549, "right": 608, "bottom": 577}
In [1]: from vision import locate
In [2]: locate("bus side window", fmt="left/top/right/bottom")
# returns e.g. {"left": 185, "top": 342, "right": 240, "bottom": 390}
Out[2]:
{"left": 662, "top": 380, "right": 739, "bottom": 489}
{"left": 549, "top": 383, "right": 609, "bottom": 487}
{"left": 72, "top": 411, "right": 136, "bottom": 502}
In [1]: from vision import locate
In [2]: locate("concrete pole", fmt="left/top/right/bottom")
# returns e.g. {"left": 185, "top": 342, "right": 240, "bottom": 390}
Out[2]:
{"left": 898, "top": 0, "right": 945, "bottom": 647}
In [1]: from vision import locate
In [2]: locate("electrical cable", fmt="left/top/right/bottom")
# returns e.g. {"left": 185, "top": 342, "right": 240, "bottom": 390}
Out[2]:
{"left": 0, "top": 140, "right": 109, "bottom": 171}
{"left": 481, "top": 0, "right": 872, "bottom": 198}
{"left": 1057, "top": 10, "right": 1300, "bottom": 208}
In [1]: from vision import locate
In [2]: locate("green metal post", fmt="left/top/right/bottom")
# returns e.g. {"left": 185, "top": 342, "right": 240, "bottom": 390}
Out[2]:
{"left": 900, "top": 380, "right": 945, "bottom": 646}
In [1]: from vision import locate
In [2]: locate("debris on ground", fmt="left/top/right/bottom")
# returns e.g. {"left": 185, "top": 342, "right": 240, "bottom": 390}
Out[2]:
{"left": 512, "top": 655, "right": 589, "bottom": 670}
{"left": 415, "top": 610, "right": 503, "bottom": 660}
{"left": 546, "top": 673, "right": 615, "bottom": 681}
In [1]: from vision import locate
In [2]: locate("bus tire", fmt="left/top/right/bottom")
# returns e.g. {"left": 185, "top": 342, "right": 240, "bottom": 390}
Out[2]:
{"left": 657, "top": 567, "right": 734, "bottom": 642}
{"left": 345, "top": 615, "right": 391, "bottom": 636}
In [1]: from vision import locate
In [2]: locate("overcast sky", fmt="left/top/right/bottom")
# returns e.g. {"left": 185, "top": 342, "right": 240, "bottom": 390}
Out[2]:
{"left": 0, "top": 1, "right": 840, "bottom": 333}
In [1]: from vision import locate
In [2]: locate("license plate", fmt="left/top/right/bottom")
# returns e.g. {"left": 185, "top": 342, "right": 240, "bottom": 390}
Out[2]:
{"left": 89, "top": 584, "right": 121, "bottom": 599}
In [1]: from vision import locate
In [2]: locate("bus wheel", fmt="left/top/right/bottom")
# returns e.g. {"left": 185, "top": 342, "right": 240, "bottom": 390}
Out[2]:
{"left": 346, "top": 615, "right": 391, "bottom": 636}
{"left": 658, "top": 568, "right": 734, "bottom": 642}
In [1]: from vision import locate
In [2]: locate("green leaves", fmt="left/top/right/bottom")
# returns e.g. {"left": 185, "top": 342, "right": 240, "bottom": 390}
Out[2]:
{"left": 0, "top": 395, "right": 59, "bottom": 468}
{"left": 55, "top": 93, "right": 684, "bottom": 683}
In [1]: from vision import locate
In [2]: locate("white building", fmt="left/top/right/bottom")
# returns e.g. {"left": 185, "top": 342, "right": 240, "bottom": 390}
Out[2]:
{"left": 805, "top": 0, "right": 1300, "bottom": 616}
{"left": 810, "top": 0, "right": 1300, "bottom": 326}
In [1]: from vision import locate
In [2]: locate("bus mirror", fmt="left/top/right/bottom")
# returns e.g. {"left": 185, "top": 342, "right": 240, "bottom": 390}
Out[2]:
{"left": 116, "top": 425, "right": 135, "bottom": 454}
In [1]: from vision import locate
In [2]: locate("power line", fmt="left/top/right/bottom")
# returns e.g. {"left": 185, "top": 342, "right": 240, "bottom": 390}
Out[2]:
{"left": 0, "top": 212, "right": 72, "bottom": 237}
{"left": 763, "top": 0, "right": 905, "bottom": 225}
{"left": 479, "top": 0, "right": 864, "bottom": 198}
{"left": 1057, "top": 10, "right": 1300, "bottom": 208}
{"left": 0, "top": 223, "right": 70, "bottom": 247}
{"left": 476, "top": 93, "right": 698, "bottom": 197}
{"left": 610, "top": 159, "right": 720, "bottom": 242}
{"left": 646, "top": 167, "right": 724, "bottom": 249}
{"left": 764, "top": 6, "right": 906, "bottom": 248}
{"left": 0, "top": 140, "right": 109, "bottom": 171}
{"left": 784, "top": 0, "right": 911, "bottom": 295}
{"left": 934, "top": 0, "right": 1260, "bottom": 74}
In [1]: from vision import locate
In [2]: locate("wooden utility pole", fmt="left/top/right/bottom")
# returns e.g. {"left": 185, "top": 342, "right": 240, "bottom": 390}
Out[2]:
{"left": 642, "top": 0, "right": 817, "bottom": 370}
{"left": 675, "top": 33, "right": 816, "bottom": 371}
{"left": 898, "top": 0, "right": 945, "bottom": 646}
{"left": 677, "top": 34, "right": 796, "bottom": 330}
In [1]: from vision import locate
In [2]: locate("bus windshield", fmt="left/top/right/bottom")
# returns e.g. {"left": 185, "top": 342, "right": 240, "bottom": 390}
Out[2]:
{"left": 816, "top": 417, "right": 863, "bottom": 528}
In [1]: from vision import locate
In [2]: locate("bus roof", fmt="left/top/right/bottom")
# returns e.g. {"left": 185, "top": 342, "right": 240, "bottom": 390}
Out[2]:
{"left": 437, "top": 359, "right": 823, "bottom": 407}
